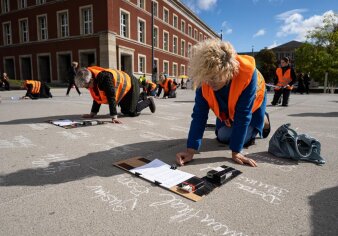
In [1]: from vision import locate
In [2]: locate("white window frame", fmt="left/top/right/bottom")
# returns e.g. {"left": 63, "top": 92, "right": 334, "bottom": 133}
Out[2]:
{"left": 188, "top": 25, "right": 192, "bottom": 37}
{"left": 152, "top": 1, "right": 158, "bottom": 17}
{"left": 181, "top": 20, "right": 185, "bottom": 34}
{"left": 194, "top": 29, "right": 198, "bottom": 40}
{"left": 163, "top": 7, "right": 169, "bottom": 23}
{"left": 153, "top": 25, "right": 158, "bottom": 48}
{"left": 172, "top": 63, "right": 178, "bottom": 77}
{"left": 138, "top": 0, "right": 145, "bottom": 10}
{"left": 181, "top": 39, "right": 185, "bottom": 57}
{"left": 57, "top": 10, "right": 69, "bottom": 38}
{"left": 1, "top": 0, "right": 10, "bottom": 13}
{"left": 37, "top": 14, "right": 48, "bottom": 40}
{"left": 137, "top": 17, "right": 146, "bottom": 44}
{"left": 36, "top": 0, "right": 46, "bottom": 5}
{"left": 173, "top": 14, "right": 178, "bottom": 28}
{"left": 2, "top": 21, "right": 12, "bottom": 45}
{"left": 120, "top": 9, "right": 130, "bottom": 38}
{"left": 180, "top": 64, "right": 185, "bottom": 75}
{"left": 79, "top": 5, "right": 93, "bottom": 35}
{"left": 173, "top": 35, "right": 178, "bottom": 54}
{"left": 138, "top": 54, "right": 146, "bottom": 73}
{"left": 163, "top": 60, "right": 169, "bottom": 75}
{"left": 19, "top": 18, "right": 29, "bottom": 43}
{"left": 163, "top": 30, "right": 169, "bottom": 51}
{"left": 199, "top": 32, "right": 203, "bottom": 42}
{"left": 18, "top": 0, "right": 27, "bottom": 9}
{"left": 188, "top": 43, "right": 192, "bottom": 58}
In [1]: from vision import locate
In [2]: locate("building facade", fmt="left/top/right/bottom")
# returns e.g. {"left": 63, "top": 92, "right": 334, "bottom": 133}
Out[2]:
{"left": 0, "top": 0, "right": 219, "bottom": 83}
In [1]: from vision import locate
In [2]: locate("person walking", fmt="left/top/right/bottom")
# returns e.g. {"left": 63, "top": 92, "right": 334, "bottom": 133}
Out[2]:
{"left": 1, "top": 72, "right": 10, "bottom": 90}
{"left": 66, "top": 61, "right": 81, "bottom": 96}
{"left": 271, "top": 57, "right": 296, "bottom": 106}
{"left": 75, "top": 66, "right": 156, "bottom": 123}
{"left": 304, "top": 72, "right": 310, "bottom": 94}
{"left": 296, "top": 73, "right": 305, "bottom": 94}
{"left": 175, "top": 39, "right": 270, "bottom": 167}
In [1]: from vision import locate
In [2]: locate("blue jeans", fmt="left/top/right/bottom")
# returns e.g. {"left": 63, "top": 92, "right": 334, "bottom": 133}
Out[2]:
{"left": 217, "top": 125, "right": 257, "bottom": 145}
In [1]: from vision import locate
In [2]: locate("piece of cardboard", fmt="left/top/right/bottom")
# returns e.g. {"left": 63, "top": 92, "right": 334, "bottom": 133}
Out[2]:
{"left": 113, "top": 157, "right": 242, "bottom": 202}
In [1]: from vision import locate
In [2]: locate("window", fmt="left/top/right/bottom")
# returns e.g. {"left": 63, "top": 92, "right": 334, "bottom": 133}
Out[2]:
{"left": 173, "top": 14, "right": 178, "bottom": 28}
{"left": 80, "top": 6, "right": 93, "bottom": 35}
{"left": 120, "top": 10, "right": 129, "bottom": 38}
{"left": 181, "top": 20, "right": 185, "bottom": 33}
{"left": 2, "top": 0, "right": 10, "bottom": 13}
{"left": 172, "top": 63, "right": 177, "bottom": 77}
{"left": 188, "top": 43, "right": 192, "bottom": 58}
{"left": 138, "top": 18, "right": 146, "bottom": 43}
{"left": 180, "top": 65, "right": 185, "bottom": 75}
{"left": 2, "top": 22, "right": 12, "bottom": 45}
{"left": 181, "top": 40, "right": 185, "bottom": 57}
{"left": 199, "top": 32, "right": 203, "bottom": 41}
{"left": 163, "top": 31, "right": 169, "bottom": 51}
{"left": 153, "top": 26, "right": 158, "bottom": 47}
{"left": 163, "top": 8, "right": 169, "bottom": 23}
{"left": 58, "top": 11, "right": 69, "bottom": 37}
{"left": 18, "top": 0, "right": 27, "bottom": 9}
{"left": 19, "top": 19, "right": 29, "bottom": 43}
{"left": 188, "top": 25, "right": 192, "bottom": 37}
{"left": 139, "top": 55, "right": 146, "bottom": 73}
{"left": 37, "top": 15, "right": 48, "bottom": 40}
{"left": 194, "top": 29, "right": 198, "bottom": 40}
{"left": 36, "top": 0, "right": 46, "bottom": 5}
{"left": 204, "top": 36, "right": 207, "bottom": 41}
{"left": 152, "top": 1, "right": 158, "bottom": 17}
{"left": 138, "top": 0, "right": 145, "bottom": 9}
{"left": 163, "top": 61, "right": 169, "bottom": 75}
{"left": 173, "top": 36, "right": 178, "bottom": 54}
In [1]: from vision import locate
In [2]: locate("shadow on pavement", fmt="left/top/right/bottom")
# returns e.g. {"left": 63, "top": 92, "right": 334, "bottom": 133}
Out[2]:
{"left": 288, "top": 112, "right": 338, "bottom": 117}
{"left": 0, "top": 114, "right": 113, "bottom": 125}
{"left": 309, "top": 185, "right": 338, "bottom": 236}
{"left": 0, "top": 138, "right": 236, "bottom": 187}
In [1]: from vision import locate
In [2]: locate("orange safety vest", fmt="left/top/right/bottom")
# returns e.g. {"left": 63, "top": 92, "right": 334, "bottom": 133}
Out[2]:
{"left": 24, "top": 80, "right": 41, "bottom": 94}
{"left": 159, "top": 78, "right": 175, "bottom": 93}
{"left": 147, "top": 81, "right": 157, "bottom": 91}
{"left": 202, "top": 55, "right": 265, "bottom": 127}
{"left": 87, "top": 66, "right": 132, "bottom": 104}
{"left": 275, "top": 68, "right": 292, "bottom": 90}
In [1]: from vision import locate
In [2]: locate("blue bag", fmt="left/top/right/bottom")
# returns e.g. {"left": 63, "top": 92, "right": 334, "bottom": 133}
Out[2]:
{"left": 268, "top": 123, "right": 325, "bottom": 165}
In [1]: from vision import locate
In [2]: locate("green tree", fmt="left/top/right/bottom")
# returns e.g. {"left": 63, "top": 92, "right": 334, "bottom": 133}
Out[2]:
{"left": 254, "top": 48, "right": 277, "bottom": 83}
{"left": 295, "top": 12, "right": 338, "bottom": 90}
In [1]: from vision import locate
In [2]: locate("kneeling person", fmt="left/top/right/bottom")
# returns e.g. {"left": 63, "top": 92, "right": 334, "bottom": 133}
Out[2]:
{"left": 75, "top": 66, "right": 156, "bottom": 123}
{"left": 22, "top": 80, "right": 53, "bottom": 99}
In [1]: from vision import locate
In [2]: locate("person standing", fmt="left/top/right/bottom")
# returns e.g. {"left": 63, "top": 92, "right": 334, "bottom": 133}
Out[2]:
{"left": 75, "top": 66, "right": 156, "bottom": 124}
{"left": 176, "top": 39, "right": 270, "bottom": 167}
{"left": 304, "top": 72, "right": 310, "bottom": 94}
{"left": 1, "top": 72, "right": 10, "bottom": 90}
{"left": 271, "top": 57, "right": 296, "bottom": 106}
{"left": 296, "top": 73, "right": 305, "bottom": 94}
{"left": 66, "top": 61, "right": 81, "bottom": 96}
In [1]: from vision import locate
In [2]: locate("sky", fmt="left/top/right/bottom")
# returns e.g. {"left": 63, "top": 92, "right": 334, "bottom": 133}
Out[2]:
{"left": 180, "top": 0, "right": 337, "bottom": 52}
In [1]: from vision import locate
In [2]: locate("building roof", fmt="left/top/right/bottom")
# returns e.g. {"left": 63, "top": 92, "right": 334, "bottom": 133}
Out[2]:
{"left": 271, "top": 40, "right": 303, "bottom": 51}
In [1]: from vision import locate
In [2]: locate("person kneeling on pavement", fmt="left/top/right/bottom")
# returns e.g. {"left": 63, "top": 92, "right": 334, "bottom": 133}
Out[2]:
{"left": 22, "top": 80, "right": 53, "bottom": 99}
{"left": 75, "top": 66, "right": 156, "bottom": 124}
{"left": 156, "top": 73, "right": 177, "bottom": 99}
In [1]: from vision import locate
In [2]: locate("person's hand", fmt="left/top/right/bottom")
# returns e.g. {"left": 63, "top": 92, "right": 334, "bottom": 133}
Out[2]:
{"left": 82, "top": 113, "right": 95, "bottom": 118}
{"left": 176, "top": 148, "right": 196, "bottom": 166}
{"left": 112, "top": 118, "right": 122, "bottom": 124}
{"left": 232, "top": 152, "right": 257, "bottom": 167}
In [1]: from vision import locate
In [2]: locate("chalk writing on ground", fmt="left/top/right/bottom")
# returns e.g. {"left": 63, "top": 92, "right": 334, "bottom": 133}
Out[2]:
{"left": 32, "top": 153, "right": 80, "bottom": 175}
{"left": 139, "top": 131, "right": 174, "bottom": 140}
{"left": 90, "top": 139, "right": 139, "bottom": 156}
{"left": 245, "top": 153, "right": 297, "bottom": 172}
{"left": 57, "top": 130, "right": 90, "bottom": 140}
{"left": 0, "top": 135, "right": 36, "bottom": 148}
{"left": 170, "top": 125, "right": 189, "bottom": 134}
{"left": 134, "top": 120, "right": 156, "bottom": 126}
{"left": 26, "top": 124, "right": 50, "bottom": 131}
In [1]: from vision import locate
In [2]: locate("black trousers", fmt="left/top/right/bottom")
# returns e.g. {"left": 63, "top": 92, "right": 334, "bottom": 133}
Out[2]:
{"left": 66, "top": 82, "right": 81, "bottom": 95}
{"left": 272, "top": 88, "right": 291, "bottom": 106}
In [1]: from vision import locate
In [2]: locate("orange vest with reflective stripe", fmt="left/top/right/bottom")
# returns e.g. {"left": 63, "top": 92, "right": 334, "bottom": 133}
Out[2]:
{"left": 276, "top": 68, "right": 292, "bottom": 90}
{"left": 24, "top": 80, "right": 41, "bottom": 94}
{"left": 159, "top": 78, "right": 174, "bottom": 93}
{"left": 147, "top": 81, "right": 157, "bottom": 91}
{"left": 201, "top": 55, "right": 265, "bottom": 127}
{"left": 87, "top": 66, "right": 132, "bottom": 104}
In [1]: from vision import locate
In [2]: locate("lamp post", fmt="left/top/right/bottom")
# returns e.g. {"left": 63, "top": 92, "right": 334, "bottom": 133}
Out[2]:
{"left": 252, "top": 45, "right": 254, "bottom": 57}
{"left": 151, "top": 1, "right": 155, "bottom": 83}
{"left": 220, "top": 29, "right": 223, "bottom": 41}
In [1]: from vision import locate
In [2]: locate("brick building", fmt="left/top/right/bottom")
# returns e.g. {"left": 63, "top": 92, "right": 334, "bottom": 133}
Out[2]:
{"left": 0, "top": 0, "right": 219, "bottom": 84}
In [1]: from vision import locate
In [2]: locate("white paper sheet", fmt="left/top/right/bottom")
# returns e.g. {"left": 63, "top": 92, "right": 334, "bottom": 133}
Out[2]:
{"left": 52, "top": 119, "right": 79, "bottom": 126}
{"left": 130, "top": 159, "right": 194, "bottom": 188}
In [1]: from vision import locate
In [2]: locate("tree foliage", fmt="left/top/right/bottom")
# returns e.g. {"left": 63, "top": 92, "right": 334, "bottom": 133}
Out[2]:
{"left": 295, "top": 12, "right": 338, "bottom": 86}
{"left": 254, "top": 48, "right": 277, "bottom": 83}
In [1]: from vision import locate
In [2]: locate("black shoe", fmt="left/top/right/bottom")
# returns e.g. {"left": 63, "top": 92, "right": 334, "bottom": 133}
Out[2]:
{"left": 281, "top": 104, "right": 288, "bottom": 107}
{"left": 271, "top": 102, "right": 276, "bottom": 106}
{"left": 148, "top": 97, "right": 156, "bottom": 113}
{"left": 262, "top": 112, "right": 271, "bottom": 138}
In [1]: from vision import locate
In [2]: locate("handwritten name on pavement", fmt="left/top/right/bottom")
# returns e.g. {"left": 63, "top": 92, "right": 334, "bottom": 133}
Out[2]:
{"left": 90, "top": 139, "right": 139, "bottom": 156}
{"left": 246, "top": 153, "right": 297, "bottom": 172}
{"left": 0, "top": 135, "right": 36, "bottom": 148}
{"left": 32, "top": 153, "right": 80, "bottom": 175}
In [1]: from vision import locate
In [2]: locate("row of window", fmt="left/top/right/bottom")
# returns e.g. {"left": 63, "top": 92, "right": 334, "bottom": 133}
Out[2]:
{"left": 138, "top": 54, "right": 185, "bottom": 76}
{"left": 2, "top": 6, "right": 92, "bottom": 45}
{"left": 1, "top": 0, "right": 46, "bottom": 13}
